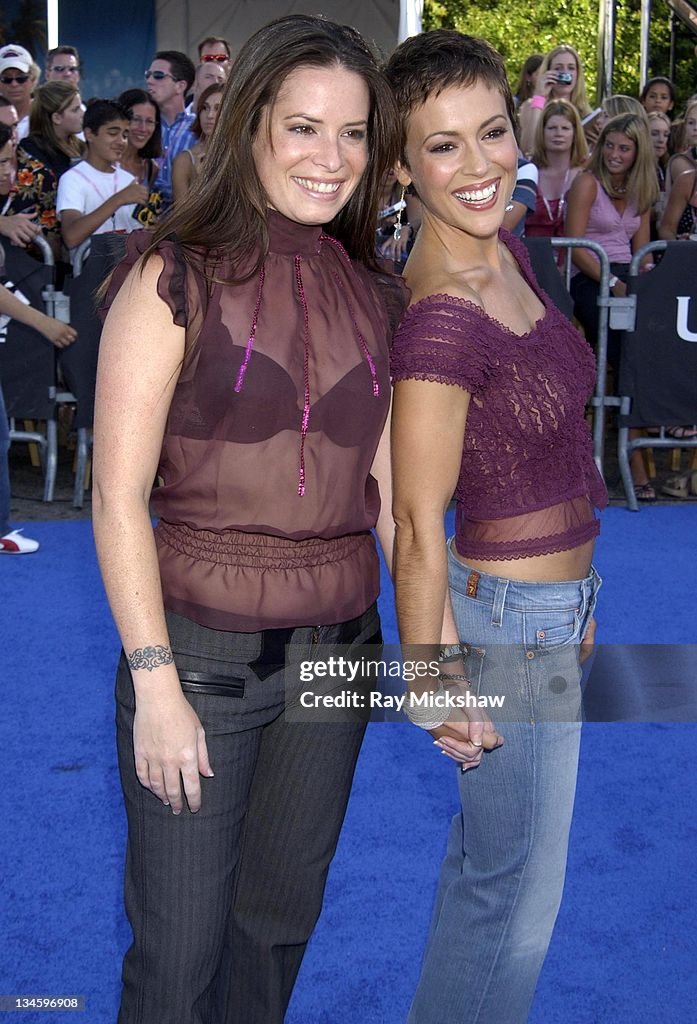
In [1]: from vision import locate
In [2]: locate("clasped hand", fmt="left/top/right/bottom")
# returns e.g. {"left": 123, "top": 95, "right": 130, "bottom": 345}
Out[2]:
{"left": 431, "top": 679, "right": 503, "bottom": 770}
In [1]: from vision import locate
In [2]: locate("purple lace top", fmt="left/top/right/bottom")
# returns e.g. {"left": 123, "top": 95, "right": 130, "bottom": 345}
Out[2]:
{"left": 101, "top": 212, "right": 406, "bottom": 630}
{"left": 391, "top": 229, "right": 608, "bottom": 561}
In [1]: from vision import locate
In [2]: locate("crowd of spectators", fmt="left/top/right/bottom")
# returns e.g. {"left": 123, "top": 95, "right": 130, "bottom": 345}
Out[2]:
{"left": 1, "top": 30, "right": 696, "bottom": 551}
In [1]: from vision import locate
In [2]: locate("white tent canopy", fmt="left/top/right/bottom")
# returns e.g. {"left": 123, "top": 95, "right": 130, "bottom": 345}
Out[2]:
{"left": 154, "top": 0, "right": 410, "bottom": 59}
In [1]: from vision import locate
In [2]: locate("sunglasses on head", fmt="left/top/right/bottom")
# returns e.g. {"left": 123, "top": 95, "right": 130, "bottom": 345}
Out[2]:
{"left": 144, "top": 69, "right": 176, "bottom": 81}
{"left": 201, "top": 54, "right": 227, "bottom": 63}
{"left": 50, "top": 64, "right": 80, "bottom": 74}
{"left": 1, "top": 73, "right": 30, "bottom": 85}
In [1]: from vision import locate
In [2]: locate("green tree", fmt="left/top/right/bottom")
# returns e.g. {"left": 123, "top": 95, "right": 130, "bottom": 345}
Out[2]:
{"left": 424, "top": 0, "right": 695, "bottom": 107}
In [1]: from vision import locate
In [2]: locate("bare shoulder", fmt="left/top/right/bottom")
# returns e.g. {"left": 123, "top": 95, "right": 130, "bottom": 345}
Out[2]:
{"left": 568, "top": 171, "right": 597, "bottom": 201}
{"left": 403, "top": 262, "right": 484, "bottom": 311}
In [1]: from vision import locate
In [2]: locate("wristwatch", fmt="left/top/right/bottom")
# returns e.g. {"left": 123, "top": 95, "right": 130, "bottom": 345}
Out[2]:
{"left": 608, "top": 274, "right": 619, "bottom": 290}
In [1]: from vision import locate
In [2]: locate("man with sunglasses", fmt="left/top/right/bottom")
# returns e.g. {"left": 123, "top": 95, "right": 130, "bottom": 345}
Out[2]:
{"left": 0, "top": 45, "right": 37, "bottom": 143}
{"left": 197, "top": 36, "right": 232, "bottom": 73}
{"left": 145, "top": 50, "right": 196, "bottom": 209}
{"left": 45, "top": 46, "right": 81, "bottom": 84}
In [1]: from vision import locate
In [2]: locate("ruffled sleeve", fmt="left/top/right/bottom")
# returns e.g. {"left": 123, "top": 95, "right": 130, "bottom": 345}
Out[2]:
{"left": 98, "top": 230, "right": 189, "bottom": 327}
{"left": 390, "top": 294, "right": 498, "bottom": 395}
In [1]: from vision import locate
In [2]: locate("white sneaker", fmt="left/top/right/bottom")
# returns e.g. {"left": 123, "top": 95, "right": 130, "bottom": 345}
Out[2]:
{"left": 0, "top": 529, "right": 40, "bottom": 553}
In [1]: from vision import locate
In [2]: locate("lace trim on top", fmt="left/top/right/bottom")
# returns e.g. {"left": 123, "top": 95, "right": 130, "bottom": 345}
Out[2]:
{"left": 391, "top": 230, "right": 608, "bottom": 560}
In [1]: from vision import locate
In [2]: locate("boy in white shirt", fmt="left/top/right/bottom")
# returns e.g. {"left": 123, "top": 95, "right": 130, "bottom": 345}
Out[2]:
{"left": 57, "top": 99, "right": 148, "bottom": 259}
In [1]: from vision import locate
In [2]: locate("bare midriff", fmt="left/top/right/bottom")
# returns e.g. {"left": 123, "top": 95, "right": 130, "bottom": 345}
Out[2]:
{"left": 454, "top": 537, "right": 595, "bottom": 583}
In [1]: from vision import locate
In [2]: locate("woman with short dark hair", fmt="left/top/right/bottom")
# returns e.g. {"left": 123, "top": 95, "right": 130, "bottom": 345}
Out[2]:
{"left": 385, "top": 31, "right": 605, "bottom": 1022}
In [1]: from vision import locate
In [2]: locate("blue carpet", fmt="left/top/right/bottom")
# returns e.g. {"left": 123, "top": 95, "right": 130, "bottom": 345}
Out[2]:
{"left": 0, "top": 506, "right": 695, "bottom": 1023}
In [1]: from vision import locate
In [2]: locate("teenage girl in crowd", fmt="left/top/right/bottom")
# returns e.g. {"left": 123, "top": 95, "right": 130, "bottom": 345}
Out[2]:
{"left": 665, "top": 97, "right": 697, "bottom": 192}
{"left": 565, "top": 112, "right": 658, "bottom": 499}
{"left": 8, "top": 80, "right": 83, "bottom": 253}
{"left": 518, "top": 44, "right": 591, "bottom": 156}
{"left": 171, "top": 83, "right": 223, "bottom": 204}
{"left": 640, "top": 76, "right": 675, "bottom": 118}
{"left": 659, "top": 162, "right": 697, "bottom": 239}
{"left": 94, "top": 15, "right": 402, "bottom": 1024}
{"left": 527, "top": 99, "right": 587, "bottom": 243}
{"left": 648, "top": 110, "right": 671, "bottom": 232}
{"left": 385, "top": 30, "right": 605, "bottom": 1023}
{"left": 513, "top": 53, "right": 543, "bottom": 108}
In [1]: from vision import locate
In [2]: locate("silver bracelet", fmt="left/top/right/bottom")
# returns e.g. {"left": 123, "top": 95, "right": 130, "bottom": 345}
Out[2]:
{"left": 404, "top": 683, "right": 450, "bottom": 730}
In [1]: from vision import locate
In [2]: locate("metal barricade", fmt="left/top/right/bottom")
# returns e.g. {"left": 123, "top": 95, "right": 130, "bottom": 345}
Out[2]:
{"left": 63, "top": 232, "right": 127, "bottom": 507}
{"left": 549, "top": 237, "right": 620, "bottom": 480}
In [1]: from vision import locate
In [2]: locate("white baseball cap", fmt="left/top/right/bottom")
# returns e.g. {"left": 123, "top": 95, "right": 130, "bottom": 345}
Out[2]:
{"left": 0, "top": 44, "right": 33, "bottom": 75}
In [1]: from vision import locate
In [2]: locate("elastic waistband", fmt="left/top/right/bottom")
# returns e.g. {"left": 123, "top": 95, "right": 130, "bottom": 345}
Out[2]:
{"left": 156, "top": 521, "right": 372, "bottom": 569}
{"left": 447, "top": 538, "right": 601, "bottom": 612}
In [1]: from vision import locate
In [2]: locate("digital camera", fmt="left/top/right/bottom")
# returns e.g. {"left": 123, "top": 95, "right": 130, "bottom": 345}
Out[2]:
{"left": 556, "top": 72, "right": 573, "bottom": 84}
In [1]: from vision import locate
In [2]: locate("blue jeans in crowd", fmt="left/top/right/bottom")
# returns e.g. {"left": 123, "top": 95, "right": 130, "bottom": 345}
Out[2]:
{"left": 408, "top": 542, "right": 601, "bottom": 1024}
{"left": 0, "top": 383, "right": 11, "bottom": 536}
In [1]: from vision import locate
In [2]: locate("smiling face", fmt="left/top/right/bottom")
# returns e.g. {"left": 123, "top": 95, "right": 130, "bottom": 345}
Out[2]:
{"left": 544, "top": 114, "right": 574, "bottom": 155}
{"left": 86, "top": 118, "right": 129, "bottom": 171}
{"left": 252, "top": 64, "right": 370, "bottom": 225}
{"left": 602, "top": 131, "right": 636, "bottom": 180}
{"left": 643, "top": 84, "right": 672, "bottom": 115}
{"left": 399, "top": 81, "right": 517, "bottom": 241}
{"left": 127, "top": 100, "right": 157, "bottom": 151}
{"left": 53, "top": 93, "right": 83, "bottom": 138}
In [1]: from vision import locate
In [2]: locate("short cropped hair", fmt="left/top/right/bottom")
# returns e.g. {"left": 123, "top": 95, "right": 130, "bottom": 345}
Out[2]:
{"left": 197, "top": 37, "right": 231, "bottom": 59}
{"left": 154, "top": 50, "right": 196, "bottom": 90}
{"left": 83, "top": 98, "right": 129, "bottom": 135}
{"left": 384, "top": 31, "right": 516, "bottom": 162}
{"left": 46, "top": 45, "right": 80, "bottom": 67}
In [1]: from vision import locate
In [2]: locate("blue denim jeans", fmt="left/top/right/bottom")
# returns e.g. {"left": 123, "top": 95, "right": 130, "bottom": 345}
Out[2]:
{"left": 408, "top": 544, "right": 601, "bottom": 1024}
{"left": 0, "top": 383, "right": 11, "bottom": 536}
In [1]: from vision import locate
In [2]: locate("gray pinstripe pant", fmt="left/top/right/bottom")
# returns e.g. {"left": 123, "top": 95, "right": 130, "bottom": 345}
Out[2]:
{"left": 115, "top": 604, "right": 380, "bottom": 1024}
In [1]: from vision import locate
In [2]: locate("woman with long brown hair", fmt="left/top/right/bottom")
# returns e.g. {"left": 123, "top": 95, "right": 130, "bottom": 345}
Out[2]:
{"left": 171, "top": 82, "right": 223, "bottom": 203}
{"left": 94, "top": 15, "right": 400, "bottom": 1024}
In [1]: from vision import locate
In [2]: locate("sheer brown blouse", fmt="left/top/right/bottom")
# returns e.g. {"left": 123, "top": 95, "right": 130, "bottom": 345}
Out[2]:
{"left": 102, "top": 212, "right": 404, "bottom": 631}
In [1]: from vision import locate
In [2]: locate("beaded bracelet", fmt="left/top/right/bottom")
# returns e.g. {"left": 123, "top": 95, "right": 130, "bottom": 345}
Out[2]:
{"left": 403, "top": 684, "right": 450, "bottom": 730}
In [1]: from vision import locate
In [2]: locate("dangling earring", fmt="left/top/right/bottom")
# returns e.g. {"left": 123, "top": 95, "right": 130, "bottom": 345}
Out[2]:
{"left": 505, "top": 199, "right": 515, "bottom": 212}
{"left": 393, "top": 185, "right": 407, "bottom": 241}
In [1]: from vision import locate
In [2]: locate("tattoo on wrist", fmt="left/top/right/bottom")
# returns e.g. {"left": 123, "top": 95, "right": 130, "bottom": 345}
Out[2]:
{"left": 126, "top": 644, "right": 174, "bottom": 672}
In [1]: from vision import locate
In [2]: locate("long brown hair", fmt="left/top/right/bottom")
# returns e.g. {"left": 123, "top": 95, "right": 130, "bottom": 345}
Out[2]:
{"left": 147, "top": 15, "right": 399, "bottom": 276}
{"left": 27, "top": 81, "right": 83, "bottom": 159}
